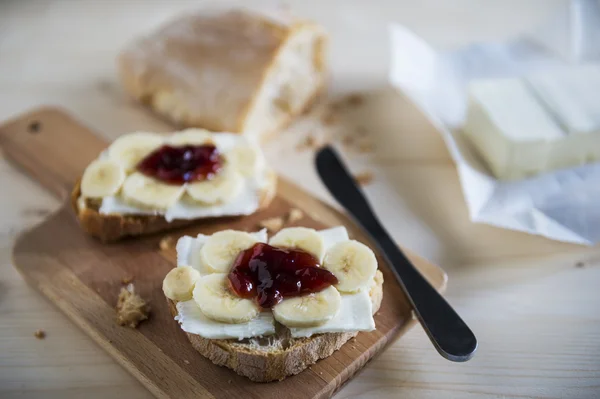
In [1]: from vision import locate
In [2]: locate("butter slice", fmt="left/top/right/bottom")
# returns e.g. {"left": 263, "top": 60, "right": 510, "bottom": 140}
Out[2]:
{"left": 463, "top": 78, "right": 565, "bottom": 180}
{"left": 527, "top": 66, "right": 600, "bottom": 135}
{"left": 289, "top": 289, "right": 375, "bottom": 338}
{"left": 176, "top": 300, "right": 276, "bottom": 340}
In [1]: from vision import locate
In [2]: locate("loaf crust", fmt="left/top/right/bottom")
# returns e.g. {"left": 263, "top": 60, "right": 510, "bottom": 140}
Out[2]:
{"left": 118, "top": 9, "right": 327, "bottom": 139}
{"left": 71, "top": 170, "right": 277, "bottom": 242}
{"left": 169, "top": 270, "right": 384, "bottom": 382}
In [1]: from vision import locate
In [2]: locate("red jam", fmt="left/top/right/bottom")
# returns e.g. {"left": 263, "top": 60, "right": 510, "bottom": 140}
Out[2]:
{"left": 137, "top": 144, "right": 222, "bottom": 184}
{"left": 228, "top": 243, "right": 339, "bottom": 309}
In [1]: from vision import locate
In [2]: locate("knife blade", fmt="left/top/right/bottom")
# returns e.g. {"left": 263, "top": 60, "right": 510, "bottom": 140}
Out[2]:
{"left": 316, "top": 146, "right": 477, "bottom": 362}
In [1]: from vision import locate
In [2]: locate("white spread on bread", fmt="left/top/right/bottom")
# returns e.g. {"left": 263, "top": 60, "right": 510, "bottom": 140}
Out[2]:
{"left": 78, "top": 129, "right": 271, "bottom": 222}
{"left": 167, "top": 226, "right": 378, "bottom": 340}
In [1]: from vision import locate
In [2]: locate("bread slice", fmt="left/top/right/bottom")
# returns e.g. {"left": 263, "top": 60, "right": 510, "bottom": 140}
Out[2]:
{"left": 168, "top": 270, "right": 383, "bottom": 382}
{"left": 118, "top": 9, "right": 328, "bottom": 140}
{"left": 70, "top": 170, "right": 277, "bottom": 242}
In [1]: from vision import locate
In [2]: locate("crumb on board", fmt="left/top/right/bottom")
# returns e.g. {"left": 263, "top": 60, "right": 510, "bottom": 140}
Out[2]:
{"left": 34, "top": 329, "right": 46, "bottom": 339}
{"left": 287, "top": 208, "right": 304, "bottom": 223}
{"left": 116, "top": 284, "right": 150, "bottom": 328}
{"left": 159, "top": 236, "right": 175, "bottom": 251}
{"left": 121, "top": 275, "right": 134, "bottom": 284}
{"left": 259, "top": 217, "right": 285, "bottom": 233}
{"left": 354, "top": 171, "right": 374, "bottom": 186}
{"left": 575, "top": 261, "right": 585, "bottom": 268}
{"left": 183, "top": 359, "right": 190, "bottom": 365}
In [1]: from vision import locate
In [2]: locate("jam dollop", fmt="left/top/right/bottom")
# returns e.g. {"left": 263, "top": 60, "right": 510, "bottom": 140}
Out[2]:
{"left": 228, "top": 243, "right": 339, "bottom": 309}
{"left": 137, "top": 144, "right": 222, "bottom": 184}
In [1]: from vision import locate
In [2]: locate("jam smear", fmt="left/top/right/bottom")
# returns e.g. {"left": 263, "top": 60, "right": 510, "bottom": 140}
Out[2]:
{"left": 137, "top": 144, "right": 222, "bottom": 184}
{"left": 229, "top": 243, "right": 339, "bottom": 309}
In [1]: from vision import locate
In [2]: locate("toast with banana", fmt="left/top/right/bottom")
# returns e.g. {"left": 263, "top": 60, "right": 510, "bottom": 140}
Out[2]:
{"left": 72, "top": 129, "right": 276, "bottom": 242}
{"left": 118, "top": 8, "right": 328, "bottom": 140}
{"left": 163, "top": 226, "right": 384, "bottom": 381}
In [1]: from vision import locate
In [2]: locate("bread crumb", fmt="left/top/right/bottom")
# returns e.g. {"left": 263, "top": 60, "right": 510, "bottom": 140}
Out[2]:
{"left": 116, "top": 284, "right": 150, "bottom": 328}
{"left": 358, "top": 141, "right": 374, "bottom": 153}
{"left": 121, "top": 275, "right": 134, "bottom": 284}
{"left": 296, "top": 134, "right": 321, "bottom": 151}
{"left": 228, "top": 379, "right": 232, "bottom": 384}
{"left": 342, "top": 135, "right": 355, "bottom": 147}
{"left": 259, "top": 217, "right": 284, "bottom": 232}
{"left": 183, "top": 359, "right": 190, "bottom": 365}
{"left": 287, "top": 208, "right": 304, "bottom": 223}
{"left": 321, "top": 111, "right": 338, "bottom": 126}
{"left": 34, "top": 329, "right": 46, "bottom": 339}
{"left": 319, "top": 371, "right": 323, "bottom": 375}
{"left": 159, "top": 236, "right": 175, "bottom": 250}
{"left": 345, "top": 93, "right": 364, "bottom": 107}
{"left": 356, "top": 126, "right": 368, "bottom": 136}
{"left": 354, "top": 171, "right": 374, "bottom": 186}
{"left": 273, "top": 97, "right": 291, "bottom": 113}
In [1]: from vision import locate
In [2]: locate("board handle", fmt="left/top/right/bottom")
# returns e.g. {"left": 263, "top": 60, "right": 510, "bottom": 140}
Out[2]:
{"left": 0, "top": 107, "right": 108, "bottom": 199}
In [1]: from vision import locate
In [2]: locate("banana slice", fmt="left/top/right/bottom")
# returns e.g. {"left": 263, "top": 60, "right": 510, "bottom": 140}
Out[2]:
{"left": 162, "top": 266, "right": 201, "bottom": 301}
{"left": 227, "top": 143, "right": 264, "bottom": 177}
{"left": 121, "top": 172, "right": 185, "bottom": 209}
{"left": 186, "top": 167, "right": 243, "bottom": 204}
{"left": 167, "top": 129, "right": 214, "bottom": 146}
{"left": 272, "top": 286, "right": 341, "bottom": 328}
{"left": 322, "top": 240, "right": 378, "bottom": 293}
{"left": 199, "top": 230, "right": 260, "bottom": 273}
{"left": 268, "top": 227, "right": 325, "bottom": 260}
{"left": 108, "top": 132, "right": 164, "bottom": 170}
{"left": 193, "top": 273, "right": 259, "bottom": 324}
{"left": 80, "top": 159, "right": 126, "bottom": 198}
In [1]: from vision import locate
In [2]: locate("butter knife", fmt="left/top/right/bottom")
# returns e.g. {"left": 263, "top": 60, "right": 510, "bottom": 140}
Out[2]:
{"left": 316, "top": 146, "right": 477, "bottom": 362}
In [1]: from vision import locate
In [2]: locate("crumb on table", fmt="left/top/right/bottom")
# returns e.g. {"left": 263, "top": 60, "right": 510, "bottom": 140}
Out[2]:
{"left": 34, "top": 329, "right": 46, "bottom": 339}
{"left": 183, "top": 359, "right": 190, "bottom": 365}
{"left": 116, "top": 284, "right": 150, "bottom": 328}
{"left": 287, "top": 208, "right": 304, "bottom": 223}
{"left": 259, "top": 217, "right": 285, "bottom": 233}
{"left": 321, "top": 111, "right": 338, "bottom": 126}
{"left": 296, "top": 134, "right": 322, "bottom": 151}
{"left": 345, "top": 93, "right": 364, "bottom": 106}
{"left": 354, "top": 171, "right": 374, "bottom": 186}
{"left": 358, "top": 141, "right": 374, "bottom": 153}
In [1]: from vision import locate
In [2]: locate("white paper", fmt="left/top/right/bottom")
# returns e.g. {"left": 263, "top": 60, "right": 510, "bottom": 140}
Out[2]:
{"left": 389, "top": 0, "right": 600, "bottom": 245}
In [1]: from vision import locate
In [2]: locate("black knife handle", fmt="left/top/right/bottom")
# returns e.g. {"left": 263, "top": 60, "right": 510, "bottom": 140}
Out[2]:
{"left": 316, "top": 146, "right": 477, "bottom": 362}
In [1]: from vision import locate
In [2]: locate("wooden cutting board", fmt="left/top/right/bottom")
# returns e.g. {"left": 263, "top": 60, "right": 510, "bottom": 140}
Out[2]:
{"left": 0, "top": 107, "right": 447, "bottom": 399}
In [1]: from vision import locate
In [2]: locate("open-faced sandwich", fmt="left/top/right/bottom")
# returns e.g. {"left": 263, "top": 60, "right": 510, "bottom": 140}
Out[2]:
{"left": 118, "top": 8, "right": 327, "bottom": 139}
{"left": 72, "top": 129, "right": 276, "bottom": 241}
{"left": 163, "top": 226, "right": 384, "bottom": 381}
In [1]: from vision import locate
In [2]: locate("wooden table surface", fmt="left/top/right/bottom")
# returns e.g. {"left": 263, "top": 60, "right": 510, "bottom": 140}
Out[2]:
{"left": 1, "top": 1, "right": 599, "bottom": 398}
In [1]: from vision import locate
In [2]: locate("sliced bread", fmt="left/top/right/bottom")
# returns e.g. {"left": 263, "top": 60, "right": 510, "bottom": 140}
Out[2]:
{"left": 168, "top": 270, "right": 383, "bottom": 382}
